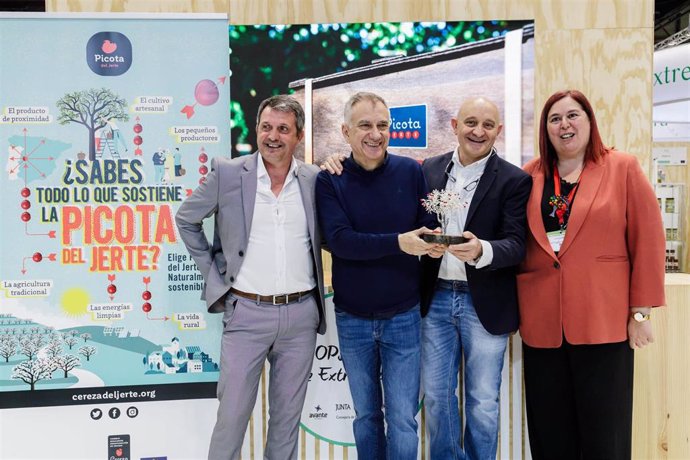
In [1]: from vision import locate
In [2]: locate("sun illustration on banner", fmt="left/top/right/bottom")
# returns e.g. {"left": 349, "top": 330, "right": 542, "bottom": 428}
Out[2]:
{"left": 60, "top": 287, "right": 91, "bottom": 317}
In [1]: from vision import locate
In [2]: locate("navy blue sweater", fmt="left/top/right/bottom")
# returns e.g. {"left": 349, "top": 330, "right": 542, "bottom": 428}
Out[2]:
{"left": 315, "top": 153, "right": 436, "bottom": 318}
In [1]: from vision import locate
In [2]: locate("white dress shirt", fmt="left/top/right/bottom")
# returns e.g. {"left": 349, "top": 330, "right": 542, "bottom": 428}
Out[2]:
{"left": 233, "top": 155, "right": 315, "bottom": 295}
{"left": 438, "top": 149, "right": 495, "bottom": 281}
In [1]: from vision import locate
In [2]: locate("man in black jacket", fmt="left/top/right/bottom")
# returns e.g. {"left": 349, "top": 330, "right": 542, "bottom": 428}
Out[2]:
{"left": 419, "top": 97, "right": 531, "bottom": 460}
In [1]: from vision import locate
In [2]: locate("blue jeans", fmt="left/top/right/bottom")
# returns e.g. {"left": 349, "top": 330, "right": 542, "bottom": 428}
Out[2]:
{"left": 421, "top": 280, "right": 509, "bottom": 460}
{"left": 335, "top": 305, "right": 421, "bottom": 460}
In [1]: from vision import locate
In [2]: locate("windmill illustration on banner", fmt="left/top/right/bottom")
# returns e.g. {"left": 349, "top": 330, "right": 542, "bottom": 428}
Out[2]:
{"left": 180, "top": 77, "right": 226, "bottom": 119}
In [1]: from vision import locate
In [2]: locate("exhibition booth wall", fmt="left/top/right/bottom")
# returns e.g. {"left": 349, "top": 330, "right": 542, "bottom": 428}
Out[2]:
{"left": 653, "top": 41, "right": 690, "bottom": 271}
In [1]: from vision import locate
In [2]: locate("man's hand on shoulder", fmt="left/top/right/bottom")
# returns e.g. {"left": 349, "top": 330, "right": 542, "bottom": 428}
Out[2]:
{"left": 320, "top": 153, "right": 347, "bottom": 175}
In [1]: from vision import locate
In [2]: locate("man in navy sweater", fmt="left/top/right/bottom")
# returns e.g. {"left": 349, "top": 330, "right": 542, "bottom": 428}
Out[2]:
{"left": 315, "top": 92, "right": 441, "bottom": 460}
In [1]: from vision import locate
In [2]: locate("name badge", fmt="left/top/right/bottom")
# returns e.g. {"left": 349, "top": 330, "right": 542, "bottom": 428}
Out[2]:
{"left": 547, "top": 230, "right": 566, "bottom": 252}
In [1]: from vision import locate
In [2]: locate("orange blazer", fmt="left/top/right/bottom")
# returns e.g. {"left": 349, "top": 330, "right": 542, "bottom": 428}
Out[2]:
{"left": 518, "top": 150, "right": 666, "bottom": 348}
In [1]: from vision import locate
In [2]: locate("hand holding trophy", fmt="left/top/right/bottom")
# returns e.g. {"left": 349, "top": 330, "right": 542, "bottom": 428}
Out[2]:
{"left": 420, "top": 189, "right": 467, "bottom": 245}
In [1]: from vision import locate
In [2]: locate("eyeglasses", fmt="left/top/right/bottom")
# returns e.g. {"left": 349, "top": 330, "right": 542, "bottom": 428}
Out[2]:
{"left": 446, "top": 171, "right": 480, "bottom": 192}
{"left": 463, "top": 178, "right": 479, "bottom": 192}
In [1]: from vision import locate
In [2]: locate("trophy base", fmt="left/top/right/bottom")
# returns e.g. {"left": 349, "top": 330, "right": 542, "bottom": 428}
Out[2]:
{"left": 422, "top": 233, "right": 467, "bottom": 245}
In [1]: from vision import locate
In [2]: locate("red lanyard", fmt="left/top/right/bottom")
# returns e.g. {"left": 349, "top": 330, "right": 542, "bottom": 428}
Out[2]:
{"left": 549, "top": 165, "right": 580, "bottom": 228}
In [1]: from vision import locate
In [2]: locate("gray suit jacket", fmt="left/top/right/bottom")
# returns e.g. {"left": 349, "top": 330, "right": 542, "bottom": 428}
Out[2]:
{"left": 175, "top": 152, "right": 326, "bottom": 334}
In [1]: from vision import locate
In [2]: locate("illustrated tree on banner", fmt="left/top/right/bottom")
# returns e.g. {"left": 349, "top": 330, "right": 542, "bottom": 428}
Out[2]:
{"left": 56, "top": 88, "right": 129, "bottom": 161}
{"left": 54, "top": 355, "right": 81, "bottom": 378}
{"left": 11, "top": 358, "right": 55, "bottom": 391}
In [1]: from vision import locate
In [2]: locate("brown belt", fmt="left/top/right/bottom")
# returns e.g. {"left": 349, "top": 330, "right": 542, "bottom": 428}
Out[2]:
{"left": 229, "top": 288, "right": 313, "bottom": 305}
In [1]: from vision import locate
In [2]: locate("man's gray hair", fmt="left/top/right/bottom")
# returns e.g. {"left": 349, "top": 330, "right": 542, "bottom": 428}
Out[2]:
{"left": 343, "top": 92, "right": 388, "bottom": 125}
{"left": 256, "top": 94, "right": 305, "bottom": 134}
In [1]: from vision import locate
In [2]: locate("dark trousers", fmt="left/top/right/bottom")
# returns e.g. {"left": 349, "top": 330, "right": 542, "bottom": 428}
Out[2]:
{"left": 523, "top": 339, "right": 634, "bottom": 460}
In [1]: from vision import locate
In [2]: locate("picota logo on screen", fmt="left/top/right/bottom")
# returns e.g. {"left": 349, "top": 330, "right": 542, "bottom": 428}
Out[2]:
{"left": 389, "top": 104, "right": 428, "bottom": 149}
{"left": 86, "top": 32, "right": 133, "bottom": 76}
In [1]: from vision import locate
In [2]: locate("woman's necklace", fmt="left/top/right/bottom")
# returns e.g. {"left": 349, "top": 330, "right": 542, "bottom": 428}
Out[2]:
{"left": 548, "top": 163, "right": 582, "bottom": 230}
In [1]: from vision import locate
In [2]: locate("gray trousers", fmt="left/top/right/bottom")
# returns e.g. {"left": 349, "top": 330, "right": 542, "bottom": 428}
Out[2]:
{"left": 208, "top": 293, "right": 319, "bottom": 460}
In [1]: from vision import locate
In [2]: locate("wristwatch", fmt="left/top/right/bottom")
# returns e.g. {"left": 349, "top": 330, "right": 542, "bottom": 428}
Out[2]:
{"left": 631, "top": 311, "right": 651, "bottom": 322}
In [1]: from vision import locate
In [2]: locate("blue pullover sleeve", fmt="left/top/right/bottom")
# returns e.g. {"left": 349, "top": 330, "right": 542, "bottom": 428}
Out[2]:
{"left": 315, "top": 171, "right": 402, "bottom": 261}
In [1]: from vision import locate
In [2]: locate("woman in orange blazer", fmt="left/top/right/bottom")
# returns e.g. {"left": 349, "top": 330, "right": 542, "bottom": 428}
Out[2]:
{"left": 518, "top": 89, "right": 666, "bottom": 460}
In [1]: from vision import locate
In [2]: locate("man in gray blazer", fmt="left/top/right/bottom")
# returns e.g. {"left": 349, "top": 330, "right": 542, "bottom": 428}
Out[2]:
{"left": 176, "top": 95, "right": 325, "bottom": 460}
